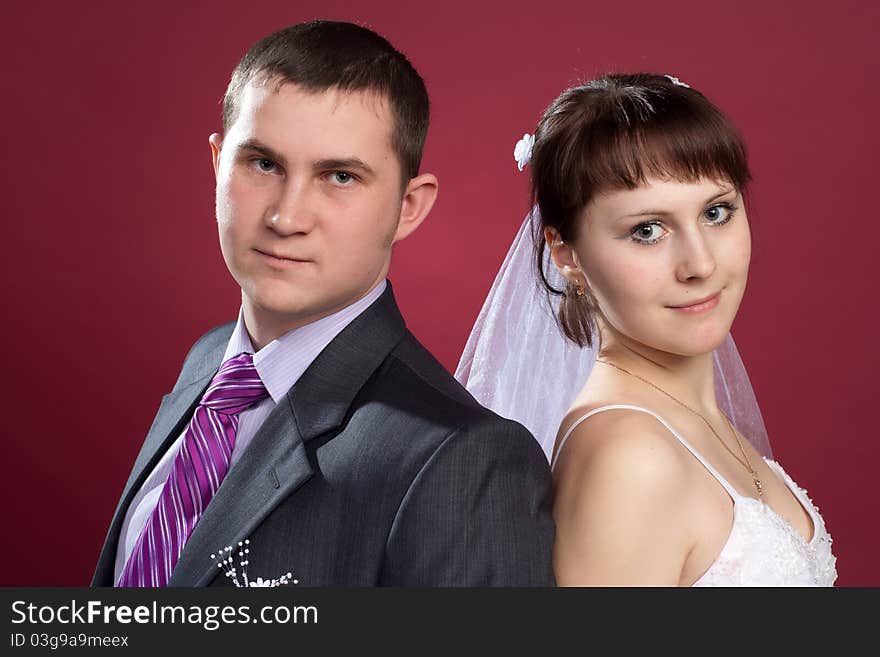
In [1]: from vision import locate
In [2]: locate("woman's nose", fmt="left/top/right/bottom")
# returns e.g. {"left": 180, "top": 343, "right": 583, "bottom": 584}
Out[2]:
{"left": 674, "top": 230, "right": 717, "bottom": 282}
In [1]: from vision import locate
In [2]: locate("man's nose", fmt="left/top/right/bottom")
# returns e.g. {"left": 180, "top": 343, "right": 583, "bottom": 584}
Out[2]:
{"left": 264, "top": 178, "right": 316, "bottom": 235}
{"left": 674, "top": 228, "right": 717, "bottom": 282}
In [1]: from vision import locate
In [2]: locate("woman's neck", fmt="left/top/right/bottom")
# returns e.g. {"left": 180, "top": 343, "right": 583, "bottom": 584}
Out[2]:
{"left": 598, "top": 334, "right": 719, "bottom": 417}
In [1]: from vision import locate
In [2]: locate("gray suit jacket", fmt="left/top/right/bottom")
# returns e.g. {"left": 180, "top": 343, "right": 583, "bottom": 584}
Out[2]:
{"left": 92, "top": 283, "right": 555, "bottom": 586}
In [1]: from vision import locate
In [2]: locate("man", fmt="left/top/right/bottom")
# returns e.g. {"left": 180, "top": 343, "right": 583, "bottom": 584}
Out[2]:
{"left": 92, "top": 20, "right": 554, "bottom": 587}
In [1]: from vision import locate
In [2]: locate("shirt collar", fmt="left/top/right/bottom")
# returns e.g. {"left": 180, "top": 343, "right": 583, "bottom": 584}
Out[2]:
{"left": 221, "top": 279, "right": 387, "bottom": 404}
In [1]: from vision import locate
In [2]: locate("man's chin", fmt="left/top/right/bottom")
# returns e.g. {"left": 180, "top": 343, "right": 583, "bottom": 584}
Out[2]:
{"left": 243, "top": 290, "right": 341, "bottom": 322}
{"left": 250, "top": 299, "right": 324, "bottom": 319}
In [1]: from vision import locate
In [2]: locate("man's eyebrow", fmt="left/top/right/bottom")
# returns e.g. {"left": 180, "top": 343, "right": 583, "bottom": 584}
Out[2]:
{"left": 313, "top": 158, "right": 376, "bottom": 177}
{"left": 236, "top": 139, "right": 287, "bottom": 166}
{"left": 619, "top": 187, "right": 738, "bottom": 220}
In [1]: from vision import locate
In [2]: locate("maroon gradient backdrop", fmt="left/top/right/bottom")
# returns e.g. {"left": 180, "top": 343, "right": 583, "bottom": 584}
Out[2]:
{"left": 3, "top": 0, "right": 877, "bottom": 585}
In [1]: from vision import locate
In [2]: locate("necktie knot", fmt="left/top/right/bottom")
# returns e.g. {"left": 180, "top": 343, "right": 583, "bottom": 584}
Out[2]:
{"left": 200, "top": 352, "right": 268, "bottom": 415}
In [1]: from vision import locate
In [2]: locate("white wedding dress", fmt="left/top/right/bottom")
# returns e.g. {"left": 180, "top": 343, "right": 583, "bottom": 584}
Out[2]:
{"left": 552, "top": 404, "right": 838, "bottom": 586}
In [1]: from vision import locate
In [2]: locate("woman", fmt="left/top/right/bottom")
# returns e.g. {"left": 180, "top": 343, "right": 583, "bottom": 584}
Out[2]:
{"left": 456, "top": 73, "right": 836, "bottom": 586}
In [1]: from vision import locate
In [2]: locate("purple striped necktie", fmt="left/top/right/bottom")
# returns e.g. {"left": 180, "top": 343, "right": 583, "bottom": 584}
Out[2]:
{"left": 117, "top": 352, "right": 268, "bottom": 587}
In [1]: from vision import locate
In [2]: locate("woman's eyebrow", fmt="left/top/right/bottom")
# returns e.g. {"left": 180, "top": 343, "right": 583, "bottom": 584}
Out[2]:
{"left": 619, "top": 187, "right": 737, "bottom": 220}
{"left": 619, "top": 208, "right": 671, "bottom": 219}
{"left": 705, "top": 187, "right": 736, "bottom": 203}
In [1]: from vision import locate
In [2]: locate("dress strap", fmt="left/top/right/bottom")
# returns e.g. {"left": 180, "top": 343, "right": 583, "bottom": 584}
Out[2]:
{"left": 551, "top": 404, "right": 741, "bottom": 500}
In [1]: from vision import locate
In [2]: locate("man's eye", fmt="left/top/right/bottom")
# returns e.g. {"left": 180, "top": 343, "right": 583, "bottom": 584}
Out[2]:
{"left": 331, "top": 171, "right": 354, "bottom": 185}
{"left": 255, "top": 159, "right": 276, "bottom": 172}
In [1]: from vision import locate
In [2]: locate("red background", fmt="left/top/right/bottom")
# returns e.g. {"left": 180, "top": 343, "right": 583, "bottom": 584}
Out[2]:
{"left": 3, "top": 0, "right": 877, "bottom": 585}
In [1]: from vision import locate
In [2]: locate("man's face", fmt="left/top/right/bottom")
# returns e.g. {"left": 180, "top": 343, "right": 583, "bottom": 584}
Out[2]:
{"left": 211, "top": 81, "right": 410, "bottom": 332}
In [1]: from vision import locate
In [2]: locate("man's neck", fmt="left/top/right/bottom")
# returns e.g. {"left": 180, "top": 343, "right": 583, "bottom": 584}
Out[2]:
{"left": 241, "top": 281, "right": 386, "bottom": 352}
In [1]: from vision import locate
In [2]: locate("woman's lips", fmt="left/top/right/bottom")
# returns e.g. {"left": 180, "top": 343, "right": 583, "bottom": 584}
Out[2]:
{"left": 667, "top": 291, "right": 721, "bottom": 313}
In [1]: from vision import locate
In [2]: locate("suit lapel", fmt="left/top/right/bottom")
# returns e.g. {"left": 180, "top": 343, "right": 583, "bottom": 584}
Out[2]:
{"left": 289, "top": 282, "right": 408, "bottom": 439}
{"left": 122, "top": 380, "right": 209, "bottom": 506}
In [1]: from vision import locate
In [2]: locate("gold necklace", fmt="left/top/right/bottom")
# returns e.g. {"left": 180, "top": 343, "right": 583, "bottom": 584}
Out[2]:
{"left": 596, "top": 359, "right": 764, "bottom": 498}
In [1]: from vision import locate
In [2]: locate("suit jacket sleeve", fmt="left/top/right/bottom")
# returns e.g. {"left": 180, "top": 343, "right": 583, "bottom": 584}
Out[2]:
{"left": 381, "top": 416, "right": 556, "bottom": 586}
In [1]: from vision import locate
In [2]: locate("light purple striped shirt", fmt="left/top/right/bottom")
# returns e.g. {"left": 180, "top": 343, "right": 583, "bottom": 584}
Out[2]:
{"left": 114, "top": 280, "right": 387, "bottom": 582}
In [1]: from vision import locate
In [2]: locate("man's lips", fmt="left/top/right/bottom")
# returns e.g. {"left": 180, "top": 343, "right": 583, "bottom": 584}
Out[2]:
{"left": 254, "top": 249, "right": 312, "bottom": 263}
{"left": 667, "top": 291, "right": 721, "bottom": 311}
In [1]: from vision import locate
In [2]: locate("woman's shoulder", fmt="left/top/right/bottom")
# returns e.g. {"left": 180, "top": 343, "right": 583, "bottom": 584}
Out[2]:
{"left": 552, "top": 403, "right": 692, "bottom": 494}
{"left": 551, "top": 403, "right": 700, "bottom": 583}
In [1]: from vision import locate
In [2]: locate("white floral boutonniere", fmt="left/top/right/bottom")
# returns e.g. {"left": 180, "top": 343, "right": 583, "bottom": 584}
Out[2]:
{"left": 211, "top": 539, "right": 298, "bottom": 587}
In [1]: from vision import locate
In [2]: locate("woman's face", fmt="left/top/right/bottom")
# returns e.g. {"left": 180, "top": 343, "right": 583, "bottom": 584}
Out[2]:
{"left": 562, "top": 176, "right": 751, "bottom": 357}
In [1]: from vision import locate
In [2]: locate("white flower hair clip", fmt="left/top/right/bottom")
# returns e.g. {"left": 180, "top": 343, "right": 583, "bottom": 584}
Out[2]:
{"left": 211, "top": 539, "right": 298, "bottom": 587}
{"left": 664, "top": 74, "right": 690, "bottom": 88}
{"left": 514, "top": 133, "right": 535, "bottom": 171}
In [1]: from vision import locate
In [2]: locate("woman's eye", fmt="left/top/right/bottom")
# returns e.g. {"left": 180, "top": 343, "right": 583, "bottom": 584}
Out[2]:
{"left": 704, "top": 203, "right": 737, "bottom": 224}
{"left": 630, "top": 221, "right": 666, "bottom": 244}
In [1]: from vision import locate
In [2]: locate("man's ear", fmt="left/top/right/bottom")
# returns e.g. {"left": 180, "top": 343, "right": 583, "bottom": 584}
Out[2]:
{"left": 544, "top": 227, "right": 587, "bottom": 288}
{"left": 392, "top": 173, "right": 439, "bottom": 244}
{"left": 209, "top": 133, "right": 223, "bottom": 179}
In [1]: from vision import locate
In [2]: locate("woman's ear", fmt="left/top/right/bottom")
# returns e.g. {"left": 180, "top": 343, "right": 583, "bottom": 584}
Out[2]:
{"left": 544, "top": 227, "right": 587, "bottom": 288}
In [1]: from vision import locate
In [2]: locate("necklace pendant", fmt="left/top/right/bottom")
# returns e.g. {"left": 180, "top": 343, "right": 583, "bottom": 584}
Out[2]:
{"left": 754, "top": 476, "right": 764, "bottom": 497}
